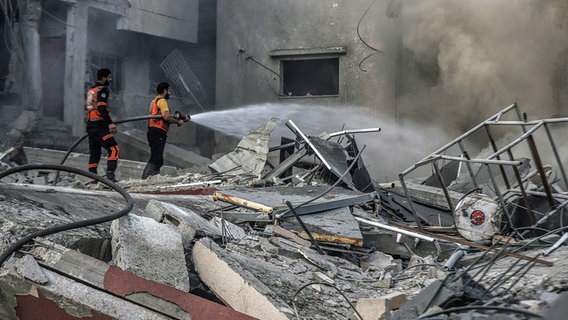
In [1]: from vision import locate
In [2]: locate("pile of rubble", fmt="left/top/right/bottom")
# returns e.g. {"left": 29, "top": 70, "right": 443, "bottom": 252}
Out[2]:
{"left": 1, "top": 103, "right": 568, "bottom": 319}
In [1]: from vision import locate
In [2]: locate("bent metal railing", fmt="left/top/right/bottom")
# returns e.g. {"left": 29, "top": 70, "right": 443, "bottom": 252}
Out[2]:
{"left": 399, "top": 103, "right": 568, "bottom": 236}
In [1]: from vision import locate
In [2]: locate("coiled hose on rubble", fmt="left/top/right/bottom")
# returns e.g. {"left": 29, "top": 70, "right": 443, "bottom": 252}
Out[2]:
{"left": 0, "top": 164, "right": 134, "bottom": 267}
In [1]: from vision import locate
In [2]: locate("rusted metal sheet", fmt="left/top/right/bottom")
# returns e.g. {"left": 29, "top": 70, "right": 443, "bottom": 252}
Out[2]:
{"left": 16, "top": 291, "right": 114, "bottom": 320}
{"left": 212, "top": 191, "right": 274, "bottom": 214}
{"left": 104, "top": 265, "right": 258, "bottom": 320}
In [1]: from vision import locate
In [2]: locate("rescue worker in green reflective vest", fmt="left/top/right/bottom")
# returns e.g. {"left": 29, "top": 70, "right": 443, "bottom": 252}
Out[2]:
{"left": 85, "top": 68, "right": 120, "bottom": 182}
{"left": 142, "top": 82, "right": 190, "bottom": 179}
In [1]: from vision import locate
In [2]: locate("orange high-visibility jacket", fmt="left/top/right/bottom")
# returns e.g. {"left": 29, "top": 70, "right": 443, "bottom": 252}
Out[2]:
{"left": 148, "top": 97, "right": 170, "bottom": 132}
{"left": 85, "top": 84, "right": 110, "bottom": 123}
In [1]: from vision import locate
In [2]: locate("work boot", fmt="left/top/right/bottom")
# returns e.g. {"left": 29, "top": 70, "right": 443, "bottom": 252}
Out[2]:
{"left": 106, "top": 171, "right": 118, "bottom": 183}
{"left": 141, "top": 162, "right": 158, "bottom": 179}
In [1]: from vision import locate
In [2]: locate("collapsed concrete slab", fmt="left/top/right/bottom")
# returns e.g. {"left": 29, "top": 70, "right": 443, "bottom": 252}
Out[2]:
{"left": 111, "top": 214, "right": 190, "bottom": 292}
{"left": 0, "top": 254, "right": 169, "bottom": 320}
{"left": 211, "top": 186, "right": 370, "bottom": 246}
{"left": 142, "top": 199, "right": 223, "bottom": 245}
{"left": 0, "top": 238, "right": 258, "bottom": 320}
{"left": 209, "top": 117, "right": 278, "bottom": 176}
{"left": 193, "top": 237, "right": 294, "bottom": 319}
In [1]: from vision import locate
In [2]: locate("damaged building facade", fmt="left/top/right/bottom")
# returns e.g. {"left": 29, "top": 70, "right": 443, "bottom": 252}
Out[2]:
{"left": 0, "top": 0, "right": 217, "bottom": 158}
{"left": 3, "top": 0, "right": 568, "bottom": 319}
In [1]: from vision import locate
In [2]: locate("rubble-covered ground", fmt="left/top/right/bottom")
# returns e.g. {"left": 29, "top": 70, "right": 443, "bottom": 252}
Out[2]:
{"left": 2, "top": 105, "right": 568, "bottom": 319}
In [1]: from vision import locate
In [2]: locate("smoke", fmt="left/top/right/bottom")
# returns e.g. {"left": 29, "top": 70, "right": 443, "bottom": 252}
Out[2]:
{"left": 399, "top": 0, "right": 568, "bottom": 132}
{"left": 195, "top": 1, "right": 568, "bottom": 182}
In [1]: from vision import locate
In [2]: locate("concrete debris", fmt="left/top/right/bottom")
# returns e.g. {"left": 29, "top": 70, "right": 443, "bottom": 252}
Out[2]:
{"left": 209, "top": 117, "right": 279, "bottom": 177}
{"left": 2, "top": 106, "right": 568, "bottom": 319}
{"left": 110, "top": 214, "right": 191, "bottom": 292}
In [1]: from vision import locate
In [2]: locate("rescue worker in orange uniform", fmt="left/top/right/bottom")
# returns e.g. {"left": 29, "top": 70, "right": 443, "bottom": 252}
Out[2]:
{"left": 142, "top": 82, "right": 190, "bottom": 179}
{"left": 85, "top": 68, "right": 120, "bottom": 182}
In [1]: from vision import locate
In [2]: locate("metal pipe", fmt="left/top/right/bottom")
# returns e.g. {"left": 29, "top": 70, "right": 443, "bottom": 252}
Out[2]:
{"left": 543, "top": 123, "right": 568, "bottom": 190}
{"left": 327, "top": 127, "right": 381, "bottom": 138}
{"left": 286, "top": 119, "right": 332, "bottom": 170}
{"left": 415, "top": 155, "right": 523, "bottom": 167}
{"left": 486, "top": 121, "right": 543, "bottom": 159}
{"left": 484, "top": 124, "right": 511, "bottom": 189}
{"left": 444, "top": 245, "right": 469, "bottom": 270}
{"left": 212, "top": 192, "right": 274, "bottom": 214}
{"left": 485, "top": 117, "right": 568, "bottom": 125}
{"left": 525, "top": 133, "right": 556, "bottom": 208}
{"left": 433, "top": 161, "right": 454, "bottom": 221}
{"left": 506, "top": 149, "right": 535, "bottom": 225}
{"left": 286, "top": 201, "right": 325, "bottom": 255}
{"left": 398, "top": 174, "right": 424, "bottom": 230}
{"left": 355, "top": 217, "right": 435, "bottom": 242}
{"left": 543, "top": 233, "right": 568, "bottom": 256}
{"left": 458, "top": 143, "right": 479, "bottom": 190}
{"left": 485, "top": 164, "right": 518, "bottom": 238}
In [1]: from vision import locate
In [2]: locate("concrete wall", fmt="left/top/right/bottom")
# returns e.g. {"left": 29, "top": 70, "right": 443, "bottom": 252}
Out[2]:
{"left": 215, "top": 0, "right": 399, "bottom": 119}
{"left": 118, "top": 0, "right": 199, "bottom": 43}
{"left": 58, "top": 0, "right": 217, "bottom": 158}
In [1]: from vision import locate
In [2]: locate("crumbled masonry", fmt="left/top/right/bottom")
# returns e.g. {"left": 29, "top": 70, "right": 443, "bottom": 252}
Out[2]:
{"left": 2, "top": 104, "right": 568, "bottom": 319}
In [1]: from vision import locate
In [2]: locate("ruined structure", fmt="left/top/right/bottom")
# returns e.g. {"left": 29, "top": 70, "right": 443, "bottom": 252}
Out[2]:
{"left": 1, "top": 103, "right": 568, "bottom": 319}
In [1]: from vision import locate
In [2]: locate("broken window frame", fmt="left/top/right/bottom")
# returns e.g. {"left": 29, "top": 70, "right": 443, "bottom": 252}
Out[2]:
{"left": 88, "top": 53, "right": 122, "bottom": 94}
{"left": 269, "top": 47, "right": 346, "bottom": 98}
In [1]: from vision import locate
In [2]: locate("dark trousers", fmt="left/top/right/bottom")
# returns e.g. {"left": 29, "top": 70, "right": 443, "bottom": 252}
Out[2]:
{"left": 142, "top": 127, "right": 167, "bottom": 179}
{"left": 87, "top": 125, "right": 119, "bottom": 175}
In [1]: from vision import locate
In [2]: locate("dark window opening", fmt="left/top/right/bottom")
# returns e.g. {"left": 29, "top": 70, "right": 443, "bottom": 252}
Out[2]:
{"left": 88, "top": 54, "right": 121, "bottom": 94}
{"left": 282, "top": 58, "right": 339, "bottom": 97}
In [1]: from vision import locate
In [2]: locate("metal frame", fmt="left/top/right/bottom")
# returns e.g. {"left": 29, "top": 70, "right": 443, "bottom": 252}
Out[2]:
{"left": 399, "top": 103, "right": 568, "bottom": 232}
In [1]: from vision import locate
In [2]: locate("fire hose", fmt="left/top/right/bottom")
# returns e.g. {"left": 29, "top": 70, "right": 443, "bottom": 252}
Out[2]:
{"left": 53, "top": 114, "right": 164, "bottom": 185}
{"left": 0, "top": 164, "right": 134, "bottom": 268}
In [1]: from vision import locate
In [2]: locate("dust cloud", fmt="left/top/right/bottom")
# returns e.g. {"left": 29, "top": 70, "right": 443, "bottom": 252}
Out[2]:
{"left": 398, "top": 0, "right": 568, "bottom": 131}
{"left": 200, "top": 1, "right": 568, "bottom": 181}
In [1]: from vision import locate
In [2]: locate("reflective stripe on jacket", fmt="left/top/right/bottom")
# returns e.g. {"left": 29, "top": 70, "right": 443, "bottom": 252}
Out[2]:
{"left": 86, "top": 85, "right": 108, "bottom": 121}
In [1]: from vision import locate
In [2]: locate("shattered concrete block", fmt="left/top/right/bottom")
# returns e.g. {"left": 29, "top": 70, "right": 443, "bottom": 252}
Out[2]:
{"left": 142, "top": 200, "right": 222, "bottom": 247}
{"left": 270, "top": 237, "right": 309, "bottom": 259}
{"left": 350, "top": 292, "right": 407, "bottom": 320}
{"left": 519, "top": 300, "right": 546, "bottom": 314}
{"left": 271, "top": 225, "right": 311, "bottom": 247}
{"left": 298, "top": 247, "right": 339, "bottom": 278}
{"left": 209, "top": 117, "right": 278, "bottom": 177}
{"left": 0, "top": 256, "right": 168, "bottom": 320}
{"left": 370, "top": 272, "right": 393, "bottom": 289}
{"left": 391, "top": 278, "right": 462, "bottom": 319}
{"left": 312, "top": 271, "right": 334, "bottom": 285}
{"left": 360, "top": 251, "right": 402, "bottom": 274}
{"left": 258, "top": 237, "right": 279, "bottom": 255}
{"left": 192, "top": 237, "right": 294, "bottom": 320}
{"left": 15, "top": 254, "right": 48, "bottom": 285}
{"left": 111, "top": 214, "right": 190, "bottom": 292}
{"left": 210, "top": 216, "right": 246, "bottom": 240}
